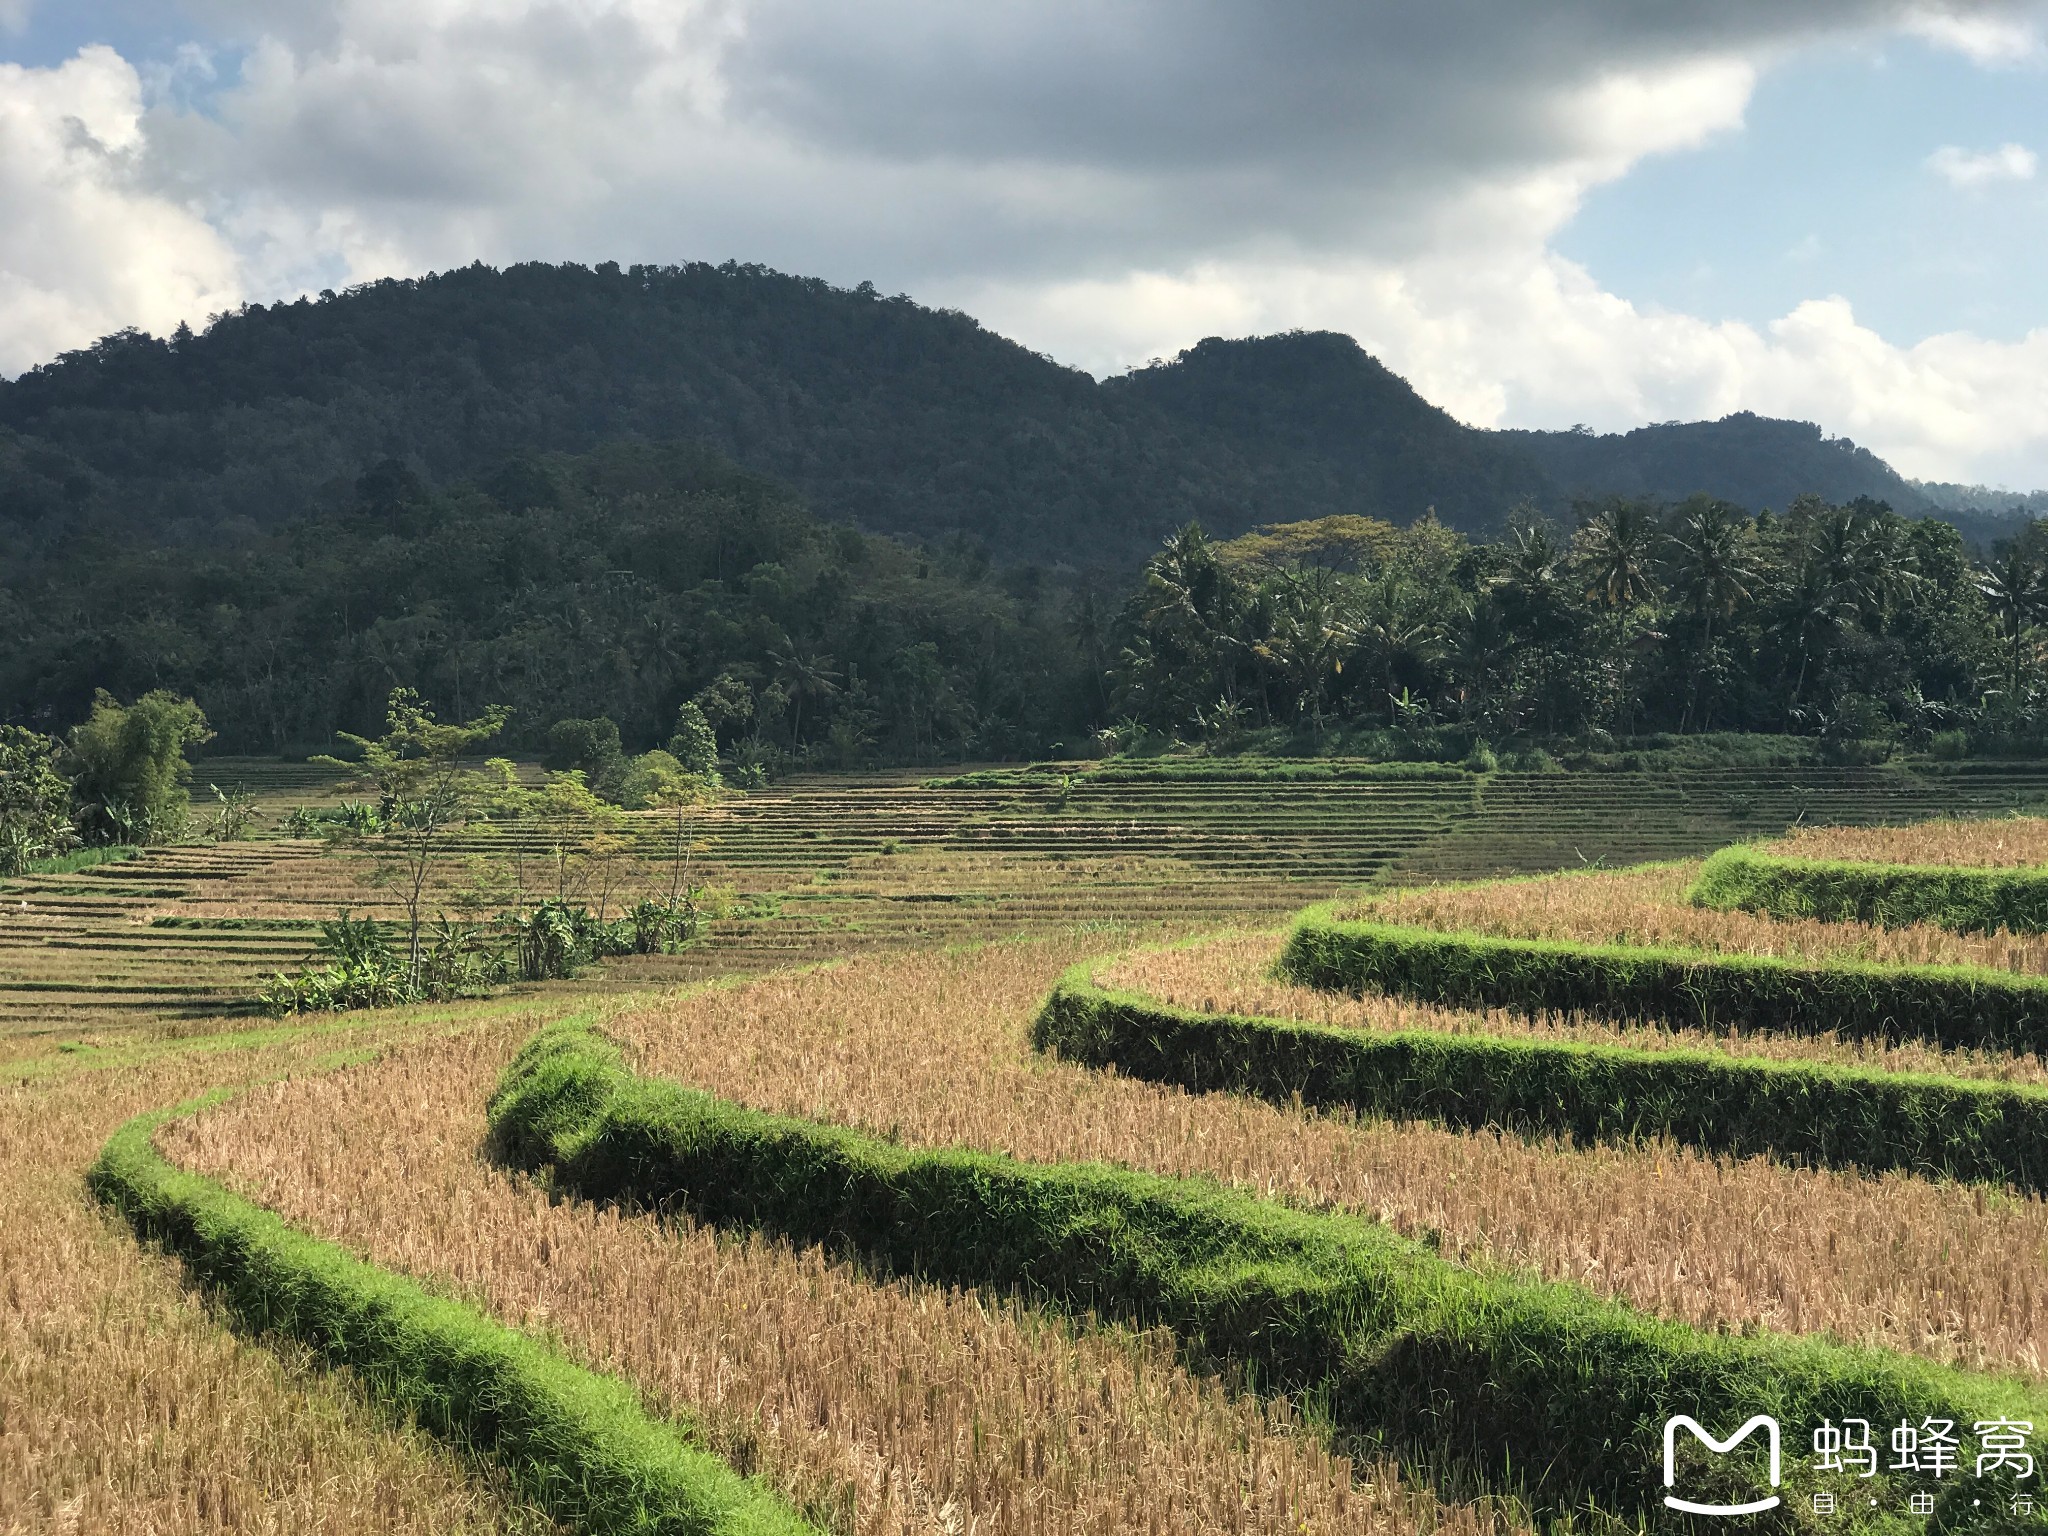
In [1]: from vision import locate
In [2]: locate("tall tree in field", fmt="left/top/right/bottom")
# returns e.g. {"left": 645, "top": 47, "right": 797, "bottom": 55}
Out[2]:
{"left": 64, "top": 690, "right": 213, "bottom": 845}
{"left": 0, "top": 727, "right": 75, "bottom": 875}
{"left": 1978, "top": 543, "right": 2048, "bottom": 708}
{"left": 1663, "top": 499, "right": 1758, "bottom": 730}
{"left": 317, "top": 689, "right": 510, "bottom": 987}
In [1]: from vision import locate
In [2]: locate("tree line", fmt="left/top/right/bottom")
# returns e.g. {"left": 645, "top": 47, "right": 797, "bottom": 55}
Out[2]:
{"left": 7, "top": 440, "right": 2048, "bottom": 786}
{"left": 1107, "top": 496, "right": 2040, "bottom": 755}
{"left": 0, "top": 441, "right": 1093, "bottom": 768}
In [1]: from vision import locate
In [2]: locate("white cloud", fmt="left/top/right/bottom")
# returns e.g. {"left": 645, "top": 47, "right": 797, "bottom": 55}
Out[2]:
{"left": 966, "top": 249, "right": 2048, "bottom": 488}
{"left": 0, "top": 46, "right": 241, "bottom": 376}
{"left": 1901, "top": 8, "right": 2046, "bottom": 63}
{"left": 1928, "top": 140, "right": 2039, "bottom": 186}
{"left": 6, "top": 0, "right": 2048, "bottom": 485}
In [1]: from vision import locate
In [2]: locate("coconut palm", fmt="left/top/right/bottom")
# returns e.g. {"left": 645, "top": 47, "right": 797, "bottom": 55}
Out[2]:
{"left": 1574, "top": 500, "right": 1661, "bottom": 609}
{"left": 1977, "top": 545, "right": 2048, "bottom": 704}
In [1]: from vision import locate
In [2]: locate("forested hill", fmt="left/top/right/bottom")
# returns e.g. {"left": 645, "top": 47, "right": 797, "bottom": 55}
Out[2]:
{"left": 1500, "top": 414, "right": 1934, "bottom": 517}
{"left": 0, "top": 259, "right": 2002, "bottom": 563}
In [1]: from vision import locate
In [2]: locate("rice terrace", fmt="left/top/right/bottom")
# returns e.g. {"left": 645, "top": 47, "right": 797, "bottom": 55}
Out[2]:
{"left": 12, "top": 722, "right": 2048, "bottom": 1535}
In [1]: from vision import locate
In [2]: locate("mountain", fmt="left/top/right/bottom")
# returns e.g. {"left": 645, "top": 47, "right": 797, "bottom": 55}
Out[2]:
{"left": 1106, "top": 331, "right": 1549, "bottom": 530}
{"left": 1498, "top": 414, "right": 1936, "bottom": 517}
{"left": 0, "top": 259, "right": 2023, "bottom": 565}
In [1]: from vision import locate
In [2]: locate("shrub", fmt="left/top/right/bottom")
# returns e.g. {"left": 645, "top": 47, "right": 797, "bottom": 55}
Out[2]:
{"left": 0, "top": 725, "right": 76, "bottom": 875}
{"left": 64, "top": 690, "right": 212, "bottom": 846}
{"left": 501, "top": 899, "right": 698, "bottom": 981}
{"left": 1277, "top": 911, "right": 2048, "bottom": 1055}
{"left": 1034, "top": 965, "right": 2048, "bottom": 1193}
{"left": 261, "top": 911, "right": 504, "bottom": 1014}
{"left": 489, "top": 1020, "right": 2041, "bottom": 1527}
{"left": 10, "top": 844, "right": 138, "bottom": 878}
{"left": 1689, "top": 844, "right": 2048, "bottom": 936}
{"left": 543, "top": 716, "right": 627, "bottom": 801}
{"left": 667, "top": 703, "right": 723, "bottom": 784}
{"left": 1929, "top": 728, "right": 1971, "bottom": 761}
{"left": 90, "top": 1095, "right": 819, "bottom": 1536}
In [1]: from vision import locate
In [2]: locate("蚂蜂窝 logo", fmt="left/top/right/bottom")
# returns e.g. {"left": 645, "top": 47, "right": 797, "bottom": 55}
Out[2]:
{"left": 1664, "top": 1415, "right": 1783, "bottom": 1516}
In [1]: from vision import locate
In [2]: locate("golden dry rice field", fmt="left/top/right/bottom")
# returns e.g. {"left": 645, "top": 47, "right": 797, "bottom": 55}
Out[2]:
{"left": 1099, "top": 931, "right": 2048, "bottom": 1084}
{"left": 1344, "top": 862, "right": 2048, "bottom": 972}
{"left": 1774, "top": 817, "right": 2048, "bottom": 867}
{"left": 17, "top": 759, "right": 2048, "bottom": 1532}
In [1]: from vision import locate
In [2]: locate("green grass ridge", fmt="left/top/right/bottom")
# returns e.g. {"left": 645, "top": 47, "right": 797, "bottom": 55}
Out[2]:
{"left": 488, "top": 1018, "right": 2045, "bottom": 1529}
{"left": 89, "top": 1094, "right": 822, "bottom": 1536}
{"left": 1034, "top": 960, "right": 2048, "bottom": 1192}
{"left": 2, "top": 844, "right": 141, "bottom": 881}
{"left": 923, "top": 759, "right": 1470, "bottom": 788}
{"left": 1278, "top": 909, "right": 2048, "bottom": 1055}
{"left": 1691, "top": 845, "right": 2048, "bottom": 936}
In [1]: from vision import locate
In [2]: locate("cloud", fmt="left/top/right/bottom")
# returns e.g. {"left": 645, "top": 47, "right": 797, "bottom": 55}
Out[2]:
{"left": 6, "top": 0, "right": 2048, "bottom": 484}
{"left": 1900, "top": 8, "right": 2047, "bottom": 63}
{"left": 965, "top": 249, "right": 2048, "bottom": 488}
{"left": 1928, "top": 140, "right": 2039, "bottom": 186}
{"left": 0, "top": 46, "right": 240, "bottom": 376}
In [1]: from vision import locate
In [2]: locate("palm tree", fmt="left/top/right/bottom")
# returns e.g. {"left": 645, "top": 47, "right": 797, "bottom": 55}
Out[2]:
{"left": 1977, "top": 546, "right": 2048, "bottom": 704}
{"left": 1764, "top": 507, "right": 1907, "bottom": 710}
{"left": 1664, "top": 500, "right": 1757, "bottom": 646}
{"left": 1806, "top": 505, "right": 1912, "bottom": 628}
{"left": 1574, "top": 500, "right": 1660, "bottom": 609}
{"left": 768, "top": 644, "right": 843, "bottom": 744}
{"left": 1350, "top": 570, "right": 1444, "bottom": 714}
{"left": 1251, "top": 568, "right": 1352, "bottom": 730}
{"left": 1663, "top": 500, "right": 1758, "bottom": 731}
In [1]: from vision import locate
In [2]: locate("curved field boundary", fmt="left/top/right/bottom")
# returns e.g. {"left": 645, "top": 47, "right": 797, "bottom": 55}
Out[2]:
{"left": 1690, "top": 844, "right": 2048, "bottom": 935}
{"left": 488, "top": 1017, "right": 2043, "bottom": 1526}
{"left": 90, "top": 1091, "right": 821, "bottom": 1536}
{"left": 1278, "top": 910, "right": 2048, "bottom": 1054}
{"left": 1033, "top": 963, "right": 2048, "bottom": 1192}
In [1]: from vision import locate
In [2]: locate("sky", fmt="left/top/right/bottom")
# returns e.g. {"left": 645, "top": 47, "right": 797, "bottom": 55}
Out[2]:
{"left": 6, "top": 3, "right": 2048, "bottom": 488}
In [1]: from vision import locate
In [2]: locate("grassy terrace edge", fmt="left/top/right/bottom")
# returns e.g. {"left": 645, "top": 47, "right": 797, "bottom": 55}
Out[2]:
{"left": 1691, "top": 844, "right": 2048, "bottom": 935}
{"left": 89, "top": 1090, "right": 822, "bottom": 1536}
{"left": 487, "top": 1017, "right": 2043, "bottom": 1527}
{"left": 1033, "top": 960, "right": 2048, "bottom": 1192}
{"left": 1279, "top": 905, "right": 2048, "bottom": 1054}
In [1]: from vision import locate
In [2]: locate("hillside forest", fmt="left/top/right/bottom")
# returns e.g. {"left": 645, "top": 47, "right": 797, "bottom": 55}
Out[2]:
{"left": 5, "top": 434, "right": 2047, "bottom": 775}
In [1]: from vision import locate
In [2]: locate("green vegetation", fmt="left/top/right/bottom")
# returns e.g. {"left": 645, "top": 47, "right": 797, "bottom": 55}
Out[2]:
{"left": 61, "top": 690, "right": 214, "bottom": 846}
{"left": 1036, "top": 962, "right": 2048, "bottom": 1192}
{"left": 316, "top": 690, "right": 512, "bottom": 986}
{"left": 9, "top": 282, "right": 2048, "bottom": 774}
{"left": 0, "top": 724, "right": 76, "bottom": 874}
{"left": 90, "top": 1088, "right": 822, "bottom": 1536}
{"left": 1691, "top": 844, "right": 2048, "bottom": 935}
{"left": 1111, "top": 496, "right": 2019, "bottom": 754}
{"left": 489, "top": 1017, "right": 2043, "bottom": 1527}
{"left": 10, "top": 456, "right": 2048, "bottom": 772}
{"left": 1277, "top": 909, "right": 2048, "bottom": 1054}
{"left": 1, "top": 691, "right": 222, "bottom": 873}
{"left": 11, "top": 844, "right": 140, "bottom": 877}
{"left": 924, "top": 759, "right": 1471, "bottom": 788}
{"left": 260, "top": 912, "right": 507, "bottom": 1016}
{"left": 3, "top": 441, "right": 1088, "bottom": 765}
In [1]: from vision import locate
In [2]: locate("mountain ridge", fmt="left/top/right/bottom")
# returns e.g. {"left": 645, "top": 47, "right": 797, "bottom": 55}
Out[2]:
{"left": 0, "top": 259, "right": 2029, "bottom": 562}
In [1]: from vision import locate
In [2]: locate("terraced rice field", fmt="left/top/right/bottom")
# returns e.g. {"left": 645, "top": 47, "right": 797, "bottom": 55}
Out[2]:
{"left": 12, "top": 757, "right": 2048, "bottom": 1035}
{"left": 1097, "top": 930, "right": 2048, "bottom": 1085}
{"left": 1346, "top": 860, "right": 2048, "bottom": 972}
{"left": 36, "top": 760, "right": 2048, "bottom": 1533}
